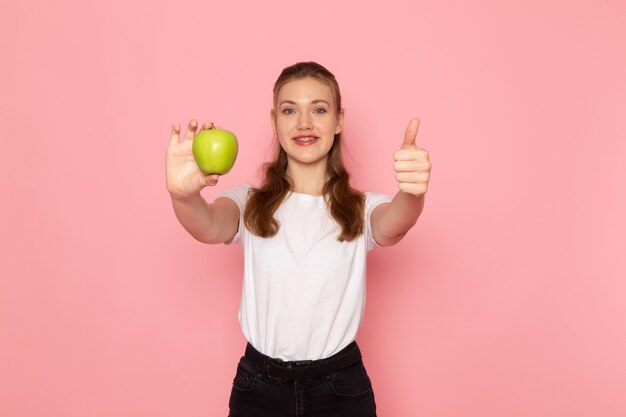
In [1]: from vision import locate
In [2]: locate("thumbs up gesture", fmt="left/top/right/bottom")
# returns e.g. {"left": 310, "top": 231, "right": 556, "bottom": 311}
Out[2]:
{"left": 393, "top": 117, "right": 431, "bottom": 197}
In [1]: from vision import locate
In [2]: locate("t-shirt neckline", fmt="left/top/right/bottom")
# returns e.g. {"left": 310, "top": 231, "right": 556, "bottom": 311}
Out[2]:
{"left": 288, "top": 190, "right": 325, "bottom": 198}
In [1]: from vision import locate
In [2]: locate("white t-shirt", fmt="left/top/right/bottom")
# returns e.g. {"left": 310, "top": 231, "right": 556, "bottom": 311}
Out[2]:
{"left": 219, "top": 184, "right": 392, "bottom": 361}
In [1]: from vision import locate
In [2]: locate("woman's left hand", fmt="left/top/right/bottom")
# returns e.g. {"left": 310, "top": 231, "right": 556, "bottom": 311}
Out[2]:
{"left": 393, "top": 117, "right": 431, "bottom": 197}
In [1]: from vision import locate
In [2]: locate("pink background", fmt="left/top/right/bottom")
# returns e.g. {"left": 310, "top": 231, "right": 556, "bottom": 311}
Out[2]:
{"left": 1, "top": 0, "right": 625, "bottom": 416}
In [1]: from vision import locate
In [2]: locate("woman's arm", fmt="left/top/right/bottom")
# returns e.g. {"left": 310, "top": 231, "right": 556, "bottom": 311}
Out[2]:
{"left": 166, "top": 120, "right": 240, "bottom": 244}
{"left": 371, "top": 193, "right": 425, "bottom": 247}
{"left": 170, "top": 194, "right": 239, "bottom": 244}
{"left": 371, "top": 117, "right": 431, "bottom": 247}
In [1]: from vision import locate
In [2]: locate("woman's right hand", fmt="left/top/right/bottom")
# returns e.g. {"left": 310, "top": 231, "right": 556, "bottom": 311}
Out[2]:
{"left": 166, "top": 119, "right": 221, "bottom": 199}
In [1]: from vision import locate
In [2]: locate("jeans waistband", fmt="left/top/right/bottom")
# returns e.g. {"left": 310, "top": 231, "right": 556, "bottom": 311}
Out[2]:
{"left": 243, "top": 341, "right": 362, "bottom": 381}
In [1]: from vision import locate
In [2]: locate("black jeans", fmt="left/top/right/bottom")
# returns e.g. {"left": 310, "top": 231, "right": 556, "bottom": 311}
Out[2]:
{"left": 227, "top": 342, "right": 377, "bottom": 417}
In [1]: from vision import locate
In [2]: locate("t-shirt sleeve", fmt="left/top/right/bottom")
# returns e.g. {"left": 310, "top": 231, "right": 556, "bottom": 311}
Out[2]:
{"left": 364, "top": 191, "right": 393, "bottom": 251}
{"left": 217, "top": 183, "right": 252, "bottom": 245}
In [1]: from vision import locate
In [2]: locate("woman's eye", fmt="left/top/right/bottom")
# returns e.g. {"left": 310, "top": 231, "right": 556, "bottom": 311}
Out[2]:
{"left": 282, "top": 108, "right": 295, "bottom": 115}
{"left": 314, "top": 108, "right": 327, "bottom": 114}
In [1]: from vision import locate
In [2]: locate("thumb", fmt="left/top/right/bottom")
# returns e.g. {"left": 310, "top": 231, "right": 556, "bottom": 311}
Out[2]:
{"left": 401, "top": 117, "right": 420, "bottom": 149}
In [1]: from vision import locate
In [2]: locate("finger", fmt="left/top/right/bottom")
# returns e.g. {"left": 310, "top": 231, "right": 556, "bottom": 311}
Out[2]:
{"left": 393, "top": 160, "right": 424, "bottom": 172}
{"left": 201, "top": 121, "right": 215, "bottom": 130}
{"left": 170, "top": 123, "right": 181, "bottom": 144}
{"left": 394, "top": 148, "right": 430, "bottom": 161}
{"left": 396, "top": 171, "right": 429, "bottom": 183}
{"left": 185, "top": 119, "right": 199, "bottom": 141}
{"left": 394, "top": 160, "right": 431, "bottom": 173}
{"left": 402, "top": 117, "right": 420, "bottom": 149}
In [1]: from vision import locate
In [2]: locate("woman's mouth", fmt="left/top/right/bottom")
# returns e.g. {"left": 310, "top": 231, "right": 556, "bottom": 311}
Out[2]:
{"left": 293, "top": 136, "right": 319, "bottom": 146}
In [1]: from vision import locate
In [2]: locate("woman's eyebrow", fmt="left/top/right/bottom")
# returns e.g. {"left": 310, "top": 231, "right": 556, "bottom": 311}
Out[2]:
{"left": 279, "top": 99, "right": 330, "bottom": 106}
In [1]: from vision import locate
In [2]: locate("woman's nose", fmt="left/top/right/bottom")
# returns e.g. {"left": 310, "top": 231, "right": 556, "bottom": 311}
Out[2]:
{"left": 297, "top": 114, "right": 312, "bottom": 130}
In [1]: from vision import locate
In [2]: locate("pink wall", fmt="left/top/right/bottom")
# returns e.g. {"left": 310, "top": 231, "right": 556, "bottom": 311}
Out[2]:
{"left": 1, "top": 0, "right": 625, "bottom": 416}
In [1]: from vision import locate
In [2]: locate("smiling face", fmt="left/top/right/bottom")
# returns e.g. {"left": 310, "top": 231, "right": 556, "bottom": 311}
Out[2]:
{"left": 271, "top": 77, "right": 344, "bottom": 171}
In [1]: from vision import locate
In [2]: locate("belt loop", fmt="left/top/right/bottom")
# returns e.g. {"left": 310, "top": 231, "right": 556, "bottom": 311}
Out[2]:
{"left": 266, "top": 360, "right": 284, "bottom": 380}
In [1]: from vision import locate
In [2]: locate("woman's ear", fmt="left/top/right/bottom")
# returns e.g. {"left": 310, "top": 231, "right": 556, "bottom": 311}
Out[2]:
{"left": 270, "top": 108, "right": 276, "bottom": 133}
{"left": 335, "top": 108, "right": 345, "bottom": 134}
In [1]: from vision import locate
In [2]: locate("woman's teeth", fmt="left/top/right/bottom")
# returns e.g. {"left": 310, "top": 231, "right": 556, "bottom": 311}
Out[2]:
{"left": 294, "top": 137, "right": 318, "bottom": 143}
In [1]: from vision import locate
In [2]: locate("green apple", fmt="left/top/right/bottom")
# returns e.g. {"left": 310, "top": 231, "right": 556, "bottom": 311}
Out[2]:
{"left": 192, "top": 128, "right": 238, "bottom": 175}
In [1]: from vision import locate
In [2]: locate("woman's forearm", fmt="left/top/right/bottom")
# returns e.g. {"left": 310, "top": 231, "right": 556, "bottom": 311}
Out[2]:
{"left": 373, "top": 192, "right": 425, "bottom": 246}
{"left": 170, "top": 193, "right": 237, "bottom": 244}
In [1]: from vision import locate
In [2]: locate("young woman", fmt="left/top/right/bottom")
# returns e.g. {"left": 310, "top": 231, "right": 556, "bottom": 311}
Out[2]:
{"left": 166, "top": 62, "right": 431, "bottom": 417}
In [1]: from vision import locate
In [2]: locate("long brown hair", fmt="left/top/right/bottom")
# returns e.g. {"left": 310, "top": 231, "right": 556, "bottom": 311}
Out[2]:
{"left": 244, "top": 62, "right": 365, "bottom": 242}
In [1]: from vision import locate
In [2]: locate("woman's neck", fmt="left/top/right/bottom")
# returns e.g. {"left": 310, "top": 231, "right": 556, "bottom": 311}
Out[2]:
{"left": 286, "top": 159, "right": 329, "bottom": 196}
